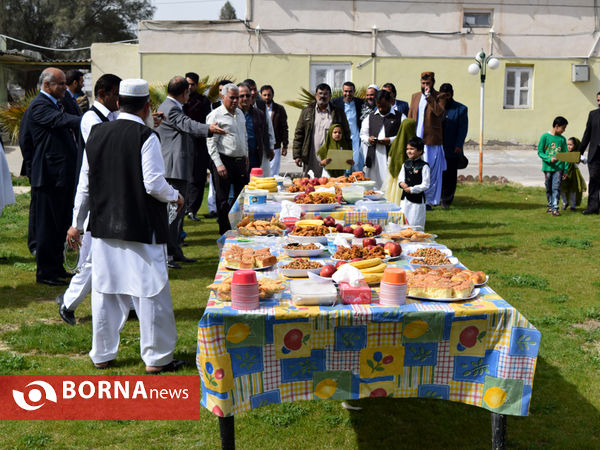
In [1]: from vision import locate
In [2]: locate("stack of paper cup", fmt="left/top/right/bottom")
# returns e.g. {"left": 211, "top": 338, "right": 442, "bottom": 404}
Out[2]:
{"left": 231, "top": 270, "right": 259, "bottom": 310}
{"left": 379, "top": 267, "right": 407, "bottom": 306}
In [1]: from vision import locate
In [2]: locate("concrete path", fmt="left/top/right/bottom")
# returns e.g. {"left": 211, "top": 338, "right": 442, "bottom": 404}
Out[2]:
{"left": 5, "top": 143, "right": 590, "bottom": 189}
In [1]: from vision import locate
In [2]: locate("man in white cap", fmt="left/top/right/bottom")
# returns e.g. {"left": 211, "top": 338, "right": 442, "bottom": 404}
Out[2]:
{"left": 67, "top": 78, "right": 185, "bottom": 373}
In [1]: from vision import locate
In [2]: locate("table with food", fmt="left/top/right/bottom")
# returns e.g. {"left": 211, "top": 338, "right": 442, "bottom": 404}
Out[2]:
{"left": 197, "top": 175, "right": 540, "bottom": 448}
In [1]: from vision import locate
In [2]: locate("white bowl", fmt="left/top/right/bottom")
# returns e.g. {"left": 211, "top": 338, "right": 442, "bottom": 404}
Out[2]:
{"left": 286, "top": 234, "right": 328, "bottom": 244}
{"left": 408, "top": 256, "right": 459, "bottom": 270}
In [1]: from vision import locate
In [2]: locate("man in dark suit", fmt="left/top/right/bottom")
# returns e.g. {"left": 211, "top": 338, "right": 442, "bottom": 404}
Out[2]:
{"left": 244, "top": 79, "right": 275, "bottom": 175}
{"left": 18, "top": 106, "right": 37, "bottom": 255}
{"left": 382, "top": 83, "right": 409, "bottom": 118}
{"left": 332, "top": 81, "right": 364, "bottom": 171}
{"left": 27, "top": 67, "right": 82, "bottom": 285}
{"left": 260, "top": 84, "right": 289, "bottom": 176}
{"left": 183, "top": 72, "right": 212, "bottom": 221}
{"left": 157, "top": 76, "right": 225, "bottom": 268}
{"left": 579, "top": 90, "right": 600, "bottom": 214}
{"left": 439, "top": 83, "right": 468, "bottom": 208}
{"left": 238, "top": 82, "right": 272, "bottom": 169}
{"left": 64, "top": 70, "right": 84, "bottom": 116}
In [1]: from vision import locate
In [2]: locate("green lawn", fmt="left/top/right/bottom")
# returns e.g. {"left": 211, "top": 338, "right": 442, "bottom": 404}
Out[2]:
{"left": 1, "top": 183, "right": 599, "bottom": 449}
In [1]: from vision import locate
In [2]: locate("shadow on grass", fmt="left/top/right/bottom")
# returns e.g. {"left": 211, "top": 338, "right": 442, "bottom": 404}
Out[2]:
{"left": 454, "top": 244, "right": 516, "bottom": 255}
{"left": 427, "top": 220, "right": 510, "bottom": 231}
{"left": 174, "top": 307, "right": 206, "bottom": 322}
{"left": 348, "top": 356, "right": 600, "bottom": 448}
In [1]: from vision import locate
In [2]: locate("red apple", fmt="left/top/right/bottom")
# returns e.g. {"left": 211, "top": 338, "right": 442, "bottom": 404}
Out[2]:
{"left": 356, "top": 221, "right": 363, "bottom": 226}
{"left": 309, "top": 178, "right": 319, "bottom": 186}
{"left": 363, "top": 238, "right": 377, "bottom": 247}
{"left": 374, "top": 224, "right": 383, "bottom": 235}
{"left": 335, "top": 223, "right": 344, "bottom": 232}
{"left": 323, "top": 216, "right": 336, "bottom": 227}
{"left": 377, "top": 242, "right": 385, "bottom": 248}
{"left": 314, "top": 215, "right": 323, "bottom": 220}
{"left": 351, "top": 258, "right": 363, "bottom": 262}
{"left": 384, "top": 241, "right": 402, "bottom": 257}
{"left": 353, "top": 226, "right": 365, "bottom": 238}
{"left": 300, "top": 178, "right": 310, "bottom": 186}
{"left": 342, "top": 226, "right": 354, "bottom": 234}
{"left": 320, "top": 264, "right": 336, "bottom": 278}
{"left": 318, "top": 177, "right": 328, "bottom": 185}
{"left": 335, "top": 260, "right": 347, "bottom": 268}
{"left": 305, "top": 185, "right": 315, "bottom": 194}
{"left": 294, "top": 193, "right": 307, "bottom": 202}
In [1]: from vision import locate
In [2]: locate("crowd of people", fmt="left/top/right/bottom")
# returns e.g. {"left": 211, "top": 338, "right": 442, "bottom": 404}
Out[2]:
{"left": 13, "top": 65, "right": 600, "bottom": 370}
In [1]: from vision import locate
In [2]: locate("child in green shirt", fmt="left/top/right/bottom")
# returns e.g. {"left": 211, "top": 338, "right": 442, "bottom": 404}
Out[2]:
{"left": 537, "top": 116, "right": 569, "bottom": 216}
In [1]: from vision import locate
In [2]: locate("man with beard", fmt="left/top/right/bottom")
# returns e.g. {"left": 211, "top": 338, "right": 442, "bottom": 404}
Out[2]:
{"left": 360, "top": 89, "right": 402, "bottom": 189}
{"left": 260, "top": 84, "right": 289, "bottom": 176}
{"left": 238, "top": 82, "right": 272, "bottom": 170}
{"left": 243, "top": 78, "right": 275, "bottom": 176}
{"left": 408, "top": 72, "right": 450, "bottom": 208}
{"left": 332, "top": 81, "right": 364, "bottom": 171}
{"left": 293, "top": 83, "right": 350, "bottom": 177}
{"left": 382, "top": 82, "right": 409, "bottom": 118}
{"left": 67, "top": 78, "right": 185, "bottom": 373}
{"left": 439, "top": 83, "right": 468, "bottom": 208}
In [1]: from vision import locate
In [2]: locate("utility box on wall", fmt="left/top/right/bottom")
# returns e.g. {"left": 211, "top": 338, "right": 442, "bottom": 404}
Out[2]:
{"left": 572, "top": 64, "right": 589, "bottom": 82}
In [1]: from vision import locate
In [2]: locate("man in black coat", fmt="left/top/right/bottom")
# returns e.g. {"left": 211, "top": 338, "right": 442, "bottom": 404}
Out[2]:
{"left": 26, "top": 67, "right": 82, "bottom": 285}
{"left": 238, "top": 82, "right": 272, "bottom": 169}
{"left": 332, "top": 81, "right": 364, "bottom": 170}
{"left": 579, "top": 91, "right": 600, "bottom": 214}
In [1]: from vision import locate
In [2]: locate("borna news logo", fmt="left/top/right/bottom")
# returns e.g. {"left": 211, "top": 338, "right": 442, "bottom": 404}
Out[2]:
{"left": 12, "top": 380, "right": 58, "bottom": 411}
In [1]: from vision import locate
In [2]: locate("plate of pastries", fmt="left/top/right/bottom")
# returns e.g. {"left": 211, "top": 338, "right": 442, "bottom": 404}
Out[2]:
{"left": 223, "top": 245, "right": 278, "bottom": 270}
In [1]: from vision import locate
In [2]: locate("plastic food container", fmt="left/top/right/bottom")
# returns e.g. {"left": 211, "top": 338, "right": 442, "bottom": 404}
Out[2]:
{"left": 290, "top": 279, "right": 338, "bottom": 305}
{"left": 340, "top": 280, "right": 372, "bottom": 304}
{"left": 341, "top": 185, "right": 365, "bottom": 204}
{"left": 246, "top": 189, "right": 268, "bottom": 205}
{"left": 231, "top": 270, "right": 259, "bottom": 310}
{"left": 326, "top": 232, "right": 353, "bottom": 254}
{"left": 381, "top": 267, "right": 407, "bottom": 285}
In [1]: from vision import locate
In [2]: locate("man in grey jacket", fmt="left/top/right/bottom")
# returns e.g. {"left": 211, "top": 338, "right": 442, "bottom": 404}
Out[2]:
{"left": 157, "top": 76, "right": 225, "bottom": 268}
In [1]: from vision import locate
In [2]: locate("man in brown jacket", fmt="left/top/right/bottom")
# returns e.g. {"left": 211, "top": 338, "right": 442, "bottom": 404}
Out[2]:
{"left": 408, "top": 72, "right": 450, "bottom": 207}
{"left": 293, "top": 83, "right": 351, "bottom": 177}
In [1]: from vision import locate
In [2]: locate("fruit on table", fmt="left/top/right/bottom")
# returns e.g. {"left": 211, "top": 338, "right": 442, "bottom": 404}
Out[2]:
{"left": 361, "top": 262, "right": 387, "bottom": 274}
{"left": 320, "top": 264, "right": 336, "bottom": 278}
{"left": 309, "top": 178, "right": 319, "bottom": 185}
{"left": 335, "top": 223, "right": 344, "bottom": 232}
{"left": 374, "top": 224, "right": 383, "bottom": 235}
{"left": 314, "top": 378, "right": 338, "bottom": 399}
{"left": 296, "top": 219, "right": 324, "bottom": 227}
{"left": 384, "top": 241, "right": 402, "bottom": 257}
{"left": 363, "top": 237, "right": 377, "bottom": 247}
{"left": 362, "top": 273, "right": 383, "bottom": 284}
{"left": 335, "top": 260, "right": 347, "bottom": 268}
{"left": 300, "top": 178, "right": 310, "bottom": 186}
{"left": 353, "top": 226, "right": 365, "bottom": 238}
{"left": 323, "top": 216, "right": 336, "bottom": 227}
{"left": 349, "top": 258, "right": 383, "bottom": 269}
{"left": 403, "top": 320, "right": 429, "bottom": 338}
{"left": 283, "top": 329, "right": 303, "bottom": 351}
{"left": 318, "top": 177, "right": 329, "bottom": 185}
{"left": 305, "top": 185, "right": 315, "bottom": 193}
{"left": 342, "top": 226, "right": 354, "bottom": 234}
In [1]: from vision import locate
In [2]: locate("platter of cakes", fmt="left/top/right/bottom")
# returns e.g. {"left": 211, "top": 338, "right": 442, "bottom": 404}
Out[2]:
{"left": 223, "top": 245, "right": 278, "bottom": 271}
{"left": 406, "top": 267, "right": 486, "bottom": 302}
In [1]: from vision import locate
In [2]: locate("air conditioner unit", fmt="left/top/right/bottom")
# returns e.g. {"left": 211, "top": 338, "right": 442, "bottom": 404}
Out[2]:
{"left": 572, "top": 64, "right": 589, "bottom": 82}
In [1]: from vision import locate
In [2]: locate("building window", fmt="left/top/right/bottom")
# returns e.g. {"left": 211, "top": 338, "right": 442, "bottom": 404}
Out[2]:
{"left": 463, "top": 11, "right": 492, "bottom": 28}
{"left": 310, "top": 63, "right": 351, "bottom": 93}
{"left": 504, "top": 66, "right": 533, "bottom": 109}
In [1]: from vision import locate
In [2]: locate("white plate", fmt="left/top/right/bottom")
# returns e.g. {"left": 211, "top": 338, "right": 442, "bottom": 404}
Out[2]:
{"left": 384, "top": 233, "right": 438, "bottom": 243}
{"left": 363, "top": 191, "right": 385, "bottom": 200}
{"left": 408, "top": 288, "right": 480, "bottom": 303}
{"left": 405, "top": 247, "right": 453, "bottom": 258}
{"left": 408, "top": 256, "right": 459, "bottom": 270}
{"left": 224, "top": 261, "right": 277, "bottom": 271}
{"left": 299, "top": 203, "right": 340, "bottom": 212}
{"left": 287, "top": 234, "right": 329, "bottom": 244}
{"left": 401, "top": 242, "right": 449, "bottom": 254}
{"left": 278, "top": 262, "right": 323, "bottom": 278}
{"left": 474, "top": 275, "right": 489, "bottom": 287}
{"left": 281, "top": 242, "right": 326, "bottom": 257}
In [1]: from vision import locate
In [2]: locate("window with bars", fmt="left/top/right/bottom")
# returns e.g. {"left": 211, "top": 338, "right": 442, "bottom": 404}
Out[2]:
{"left": 310, "top": 63, "right": 351, "bottom": 93}
{"left": 504, "top": 66, "right": 533, "bottom": 109}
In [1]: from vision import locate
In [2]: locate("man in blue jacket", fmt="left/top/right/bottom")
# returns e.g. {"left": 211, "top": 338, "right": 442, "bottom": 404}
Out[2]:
{"left": 439, "top": 83, "right": 468, "bottom": 208}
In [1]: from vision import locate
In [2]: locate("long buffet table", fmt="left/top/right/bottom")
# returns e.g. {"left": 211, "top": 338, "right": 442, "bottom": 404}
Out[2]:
{"left": 197, "top": 227, "right": 541, "bottom": 448}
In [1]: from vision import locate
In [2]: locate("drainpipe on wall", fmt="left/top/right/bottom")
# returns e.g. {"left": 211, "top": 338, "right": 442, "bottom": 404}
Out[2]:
{"left": 255, "top": 25, "right": 261, "bottom": 53}
{"left": 245, "top": 0, "right": 253, "bottom": 23}
{"left": 356, "top": 25, "right": 378, "bottom": 84}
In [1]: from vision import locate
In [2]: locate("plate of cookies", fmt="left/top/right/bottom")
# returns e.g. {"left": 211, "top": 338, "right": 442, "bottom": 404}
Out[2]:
{"left": 223, "top": 245, "right": 278, "bottom": 271}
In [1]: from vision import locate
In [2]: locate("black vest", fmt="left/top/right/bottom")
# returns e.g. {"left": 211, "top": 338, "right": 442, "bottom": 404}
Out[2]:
{"left": 86, "top": 120, "right": 169, "bottom": 244}
{"left": 366, "top": 111, "right": 401, "bottom": 168}
{"left": 401, "top": 158, "right": 429, "bottom": 204}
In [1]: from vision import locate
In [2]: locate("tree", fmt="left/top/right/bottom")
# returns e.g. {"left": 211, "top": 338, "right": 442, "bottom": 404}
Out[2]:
{"left": 0, "top": 0, "right": 155, "bottom": 59}
{"left": 219, "top": 1, "right": 237, "bottom": 20}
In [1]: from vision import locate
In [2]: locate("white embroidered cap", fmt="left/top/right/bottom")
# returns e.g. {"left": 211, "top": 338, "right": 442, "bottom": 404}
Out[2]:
{"left": 119, "top": 79, "right": 149, "bottom": 97}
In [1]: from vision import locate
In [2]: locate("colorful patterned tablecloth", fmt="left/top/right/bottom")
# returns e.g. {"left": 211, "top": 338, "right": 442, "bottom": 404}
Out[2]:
{"left": 197, "top": 238, "right": 540, "bottom": 418}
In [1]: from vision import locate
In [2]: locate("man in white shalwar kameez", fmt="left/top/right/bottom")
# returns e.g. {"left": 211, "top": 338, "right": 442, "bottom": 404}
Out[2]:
{"left": 67, "top": 79, "right": 185, "bottom": 373}
{"left": 360, "top": 89, "right": 404, "bottom": 190}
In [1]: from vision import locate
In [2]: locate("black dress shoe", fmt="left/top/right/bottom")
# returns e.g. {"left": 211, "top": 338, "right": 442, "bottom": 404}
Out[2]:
{"left": 59, "top": 304, "right": 76, "bottom": 325}
{"left": 37, "top": 277, "right": 68, "bottom": 286}
{"left": 582, "top": 209, "right": 599, "bottom": 215}
{"left": 204, "top": 211, "right": 217, "bottom": 219}
{"left": 426, "top": 204, "right": 433, "bottom": 211}
{"left": 146, "top": 359, "right": 187, "bottom": 375}
{"left": 167, "top": 261, "right": 182, "bottom": 269}
{"left": 187, "top": 212, "right": 200, "bottom": 221}
{"left": 173, "top": 255, "right": 197, "bottom": 263}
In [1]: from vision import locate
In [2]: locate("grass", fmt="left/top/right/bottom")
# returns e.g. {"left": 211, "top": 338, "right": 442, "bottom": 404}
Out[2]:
{"left": 1, "top": 182, "right": 600, "bottom": 448}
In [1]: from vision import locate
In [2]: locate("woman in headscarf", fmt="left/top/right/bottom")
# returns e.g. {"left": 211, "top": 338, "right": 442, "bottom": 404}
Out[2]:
{"left": 384, "top": 118, "right": 417, "bottom": 205}
{"left": 318, "top": 123, "right": 353, "bottom": 178}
